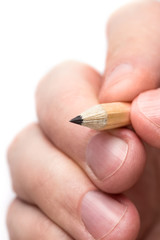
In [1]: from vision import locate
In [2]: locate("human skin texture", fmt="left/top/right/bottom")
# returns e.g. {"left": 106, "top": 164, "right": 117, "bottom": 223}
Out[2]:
{"left": 7, "top": 1, "right": 160, "bottom": 239}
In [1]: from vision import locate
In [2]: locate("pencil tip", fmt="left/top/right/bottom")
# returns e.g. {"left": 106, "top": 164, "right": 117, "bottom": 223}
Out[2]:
{"left": 69, "top": 115, "right": 83, "bottom": 125}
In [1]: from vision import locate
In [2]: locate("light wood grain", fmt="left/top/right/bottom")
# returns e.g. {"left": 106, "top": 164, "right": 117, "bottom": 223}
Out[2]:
{"left": 81, "top": 102, "right": 131, "bottom": 130}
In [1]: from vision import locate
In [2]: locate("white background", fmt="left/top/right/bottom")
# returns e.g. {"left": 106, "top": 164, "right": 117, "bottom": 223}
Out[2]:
{"left": 0, "top": 0, "right": 130, "bottom": 238}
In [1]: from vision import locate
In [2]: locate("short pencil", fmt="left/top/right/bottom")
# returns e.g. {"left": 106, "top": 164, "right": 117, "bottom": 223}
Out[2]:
{"left": 70, "top": 102, "right": 131, "bottom": 130}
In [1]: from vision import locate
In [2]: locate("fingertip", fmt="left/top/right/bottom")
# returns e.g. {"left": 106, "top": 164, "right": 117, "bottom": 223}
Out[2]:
{"left": 81, "top": 191, "right": 140, "bottom": 240}
{"left": 99, "top": 63, "right": 158, "bottom": 103}
{"left": 131, "top": 89, "right": 160, "bottom": 148}
{"left": 86, "top": 128, "right": 146, "bottom": 193}
{"left": 105, "top": 195, "right": 140, "bottom": 240}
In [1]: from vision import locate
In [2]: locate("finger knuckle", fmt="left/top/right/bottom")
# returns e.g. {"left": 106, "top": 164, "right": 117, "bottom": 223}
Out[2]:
{"left": 7, "top": 123, "right": 38, "bottom": 165}
{"left": 6, "top": 198, "right": 17, "bottom": 229}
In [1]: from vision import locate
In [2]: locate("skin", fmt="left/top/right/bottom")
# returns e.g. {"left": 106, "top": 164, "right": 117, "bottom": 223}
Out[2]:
{"left": 7, "top": 1, "right": 160, "bottom": 239}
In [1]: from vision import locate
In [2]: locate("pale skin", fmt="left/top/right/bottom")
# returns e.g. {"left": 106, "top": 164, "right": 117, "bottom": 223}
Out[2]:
{"left": 7, "top": 1, "right": 160, "bottom": 239}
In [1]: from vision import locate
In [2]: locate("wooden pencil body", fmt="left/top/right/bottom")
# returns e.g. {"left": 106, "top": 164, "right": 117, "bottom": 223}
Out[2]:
{"left": 80, "top": 102, "right": 131, "bottom": 130}
{"left": 101, "top": 102, "right": 131, "bottom": 130}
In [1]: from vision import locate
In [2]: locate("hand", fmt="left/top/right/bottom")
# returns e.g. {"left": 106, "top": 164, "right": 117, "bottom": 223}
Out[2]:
{"left": 7, "top": 1, "right": 160, "bottom": 239}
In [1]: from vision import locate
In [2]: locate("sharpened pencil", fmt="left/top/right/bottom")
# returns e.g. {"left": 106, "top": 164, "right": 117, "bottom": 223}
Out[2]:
{"left": 70, "top": 102, "right": 131, "bottom": 130}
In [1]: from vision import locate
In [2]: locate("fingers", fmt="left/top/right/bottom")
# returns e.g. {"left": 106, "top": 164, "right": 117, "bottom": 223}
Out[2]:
{"left": 131, "top": 88, "right": 160, "bottom": 148}
{"left": 7, "top": 198, "right": 73, "bottom": 240}
{"left": 98, "top": 1, "right": 160, "bottom": 148}
{"left": 99, "top": 0, "right": 160, "bottom": 102}
{"left": 8, "top": 124, "right": 140, "bottom": 240}
{"left": 36, "top": 61, "right": 146, "bottom": 193}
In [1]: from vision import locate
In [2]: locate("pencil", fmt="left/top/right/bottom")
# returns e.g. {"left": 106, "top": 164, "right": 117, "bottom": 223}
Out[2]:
{"left": 69, "top": 102, "right": 131, "bottom": 130}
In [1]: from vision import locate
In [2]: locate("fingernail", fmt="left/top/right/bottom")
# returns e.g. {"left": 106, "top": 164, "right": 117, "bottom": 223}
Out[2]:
{"left": 104, "top": 64, "right": 133, "bottom": 87}
{"left": 86, "top": 133, "right": 128, "bottom": 180}
{"left": 137, "top": 89, "right": 160, "bottom": 127}
{"left": 81, "top": 191, "right": 127, "bottom": 239}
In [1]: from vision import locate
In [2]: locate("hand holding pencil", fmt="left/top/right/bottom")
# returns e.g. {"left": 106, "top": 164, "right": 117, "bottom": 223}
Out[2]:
{"left": 7, "top": 1, "right": 160, "bottom": 240}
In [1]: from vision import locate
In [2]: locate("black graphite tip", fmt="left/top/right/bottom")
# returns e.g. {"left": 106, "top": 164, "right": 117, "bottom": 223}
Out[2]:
{"left": 69, "top": 115, "right": 83, "bottom": 125}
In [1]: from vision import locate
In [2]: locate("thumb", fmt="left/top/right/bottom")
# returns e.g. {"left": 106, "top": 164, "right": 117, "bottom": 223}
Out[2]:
{"left": 131, "top": 88, "right": 160, "bottom": 148}
{"left": 99, "top": 1, "right": 160, "bottom": 102}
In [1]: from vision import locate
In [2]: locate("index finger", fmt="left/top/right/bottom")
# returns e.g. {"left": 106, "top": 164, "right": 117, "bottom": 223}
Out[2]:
{"left": 99, "top": 0, "right": 160, "bottom": 147}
